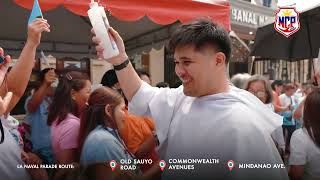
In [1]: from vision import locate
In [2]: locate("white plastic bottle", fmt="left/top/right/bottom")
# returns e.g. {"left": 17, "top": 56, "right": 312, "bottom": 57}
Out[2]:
{"left": 87, "top": 0, "right": 119, "bottom": 59}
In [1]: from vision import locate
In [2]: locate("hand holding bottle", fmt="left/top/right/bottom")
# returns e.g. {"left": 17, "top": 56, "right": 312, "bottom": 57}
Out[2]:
{"left": 88, "top": 1, "right": 119, "bottom": 59}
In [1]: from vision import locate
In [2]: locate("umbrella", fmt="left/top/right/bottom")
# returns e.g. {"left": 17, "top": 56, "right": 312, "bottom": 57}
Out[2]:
{"left": 251, "top": 3, "right": 320, "bottom": 85}
{"left": 251, "top": 3, "right": 320, "bottom": 61}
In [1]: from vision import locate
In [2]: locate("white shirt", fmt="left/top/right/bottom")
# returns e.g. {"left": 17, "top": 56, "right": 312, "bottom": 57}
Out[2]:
{"left": 129, "top": 82, "right": 288, "bottom": 180}
{"left": 265, "top": 103, "right": 275, "bottom": 111}
{"left": 279, "top": 94, "right": 295, "bottom": 109}
{"left": 294, "top": 89, "right": 303, "bottom": 105}
{"left": 289, "top": 128, "right": 320, "bottom": 180}
{"left": 0, "top": 116, "right": 31, "bottom": 180}
{"left": 279, "top": 94, "right": 295, "bottom": 125}
{"left": 265, "top": 103, "right": 286, "bottom": 151}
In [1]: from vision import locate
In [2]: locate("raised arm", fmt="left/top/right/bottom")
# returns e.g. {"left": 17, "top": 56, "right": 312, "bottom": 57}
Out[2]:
{"left": 27, "top": 69, "right": 56, "bottom": 113}
{"left": 293, "top": 99, "right": 305, "bottom": 120}
{"left": 0, "top": 19, "right": 50, "bottom": 114}
{"left": 272, "top": 93, "right": 289, "bottom": 113}
{"left": 92, "top": 28, "right": 141, "bottom": 102}
{"left": 0, "top": 55, "right": 13, "bottom": 116}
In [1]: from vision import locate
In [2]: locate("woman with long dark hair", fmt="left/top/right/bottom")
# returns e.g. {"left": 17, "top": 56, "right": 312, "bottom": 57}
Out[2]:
{"left": 78, "top": 87, "right": 161, "bottom": 180}
{"left": 47, "top": 71, "right": 91, "bottom": 179}
{"left": 101, "top": 69, "right": 159, "bottom": 172}
{"left": 289, "top": 88, "right": 320, "bottom": 180}
{"left": 79, "top": 87, "right": 131, "bottom": 172}
{"left": 78, "top": 87, "right": 125, "bottom": 155}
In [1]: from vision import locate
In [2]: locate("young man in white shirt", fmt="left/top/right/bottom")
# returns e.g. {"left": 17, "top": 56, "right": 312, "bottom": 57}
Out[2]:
{"left": 93, "top": 19, "right": 288, "bottom": 180}
{"left": 279, "top": 83, "right": 296, "bottom": 153}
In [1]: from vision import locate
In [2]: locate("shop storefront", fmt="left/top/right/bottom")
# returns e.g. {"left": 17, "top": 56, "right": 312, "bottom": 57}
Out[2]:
{"left": 253, "top": 59, "right": 314, "bottom": 83}
{"left": 161, "top": 0, "right": 275, "bottom": 85}
{"left": 128, "top": 0, "right": 276, "bottom": 87}
{"left": 229, "top": 0, "right": 274, "bottom": 77}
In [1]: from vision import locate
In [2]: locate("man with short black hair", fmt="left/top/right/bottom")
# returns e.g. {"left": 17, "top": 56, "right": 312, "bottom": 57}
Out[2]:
{"left": 101, "top": 69, "right": 120, "bottom": 89}
{"left": 93, "top": 18, "right": 288, "bottom": 180}
{"left": 136, "top": 69, "right": 151, "bottom": 85}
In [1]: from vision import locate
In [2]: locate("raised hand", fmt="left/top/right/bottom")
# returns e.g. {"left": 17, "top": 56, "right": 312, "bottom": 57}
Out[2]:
{"left": 44, "top": 69, "right": 57, "bottom": 86}
{"left": 91, "top": 27, "right": 128, "bottom": 64}
{"left": 27, "top": 18, "right": 50, "bottom": 47}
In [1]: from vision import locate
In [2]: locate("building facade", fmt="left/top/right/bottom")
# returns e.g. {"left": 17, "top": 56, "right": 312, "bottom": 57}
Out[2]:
{"left": 137, "top": 0, "right": 276, "bottom": 87}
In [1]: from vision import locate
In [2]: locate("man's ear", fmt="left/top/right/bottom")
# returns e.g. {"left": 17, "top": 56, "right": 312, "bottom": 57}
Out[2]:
{"left": 215, "top": 52, "right": 226, "bottom": 66}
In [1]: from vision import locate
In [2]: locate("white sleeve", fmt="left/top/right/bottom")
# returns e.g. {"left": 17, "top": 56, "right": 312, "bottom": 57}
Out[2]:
{"left": 279, "top": 95, "right": 285, "bottom": 106}
{"left": 129, "top": 82, "right": 183, "bottom": 145}
{"left": 271, "top": 127, "right": 286, "bottom": 151}
{"left": 289, "top": 130, "right": 307, "bottom": 165}
{"left": 215, "top": 105, "right": 288, "bottom": 180}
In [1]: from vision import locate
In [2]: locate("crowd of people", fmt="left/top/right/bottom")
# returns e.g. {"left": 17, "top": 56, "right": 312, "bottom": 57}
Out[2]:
{"left": 0, "top": 17, "right": 319, "bottom": 180}
{"left": 232, "top": 73, "right": 320, "bottom": 180}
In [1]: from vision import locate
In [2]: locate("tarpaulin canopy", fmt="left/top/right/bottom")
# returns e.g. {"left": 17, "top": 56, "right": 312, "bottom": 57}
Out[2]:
{"left": 14, "top": 0, "right": 231, "bottom": 30}
{"left": 2, "top": 0, "right": 230, "bottom": 58}
{"left": 0, "top": 0, "right": 171, "bottom": 58}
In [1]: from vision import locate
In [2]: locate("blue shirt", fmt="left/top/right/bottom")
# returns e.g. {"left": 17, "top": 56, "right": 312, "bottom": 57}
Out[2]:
{"left": 24, "top": 96, "right": 52, "bottom": 151}
{"left": 80, "top": 125, "right": 133, "bottom": 165}
{"left": 281, "top": 111, "right": 295, "bottom": 126}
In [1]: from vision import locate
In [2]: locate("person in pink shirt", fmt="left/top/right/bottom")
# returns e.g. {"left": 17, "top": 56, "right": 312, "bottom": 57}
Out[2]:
{"left": 47, "top": 71, "right": 91, "bottom": 180}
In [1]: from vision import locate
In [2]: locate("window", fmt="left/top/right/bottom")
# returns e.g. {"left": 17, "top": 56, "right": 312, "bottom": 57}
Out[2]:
{"left": 263, "top": 0, "right": 271, "bottom": 7}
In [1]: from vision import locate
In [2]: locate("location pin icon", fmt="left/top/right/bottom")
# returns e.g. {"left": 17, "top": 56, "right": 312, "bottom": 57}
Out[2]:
{"left": 227, "top": 160, "right": 235, "bottom": 171}
{"left": 159, "top": 160, "right": 166, "bottom": 171}
{"left": 110, "top": 160, "right": 117, "bottom": 171}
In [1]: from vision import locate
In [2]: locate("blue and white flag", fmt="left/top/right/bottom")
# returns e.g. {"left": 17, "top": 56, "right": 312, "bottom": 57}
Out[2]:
{"left": 28, "top": 0, "right": 43, "bottom": 24}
